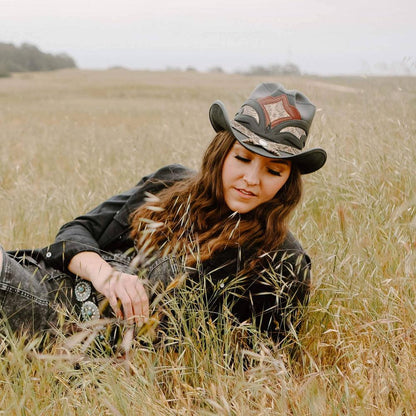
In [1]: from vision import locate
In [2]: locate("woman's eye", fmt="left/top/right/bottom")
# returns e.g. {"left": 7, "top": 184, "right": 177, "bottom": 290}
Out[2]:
{"left": 235, "top": 155, "right": 250, "bottom": 163}
{"left": 268, "top": 168, "right": 282, "bottom": 177}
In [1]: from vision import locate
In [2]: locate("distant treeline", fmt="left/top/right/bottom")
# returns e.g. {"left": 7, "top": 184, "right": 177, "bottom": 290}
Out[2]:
{"left": 238, "top": 63, "right": 301, "bottom": 76}
{"left": 0, "top": 42, "right": 76, "bottom": 77}
{"left": 181, "top": 63, "right": 302, "bottom": 75}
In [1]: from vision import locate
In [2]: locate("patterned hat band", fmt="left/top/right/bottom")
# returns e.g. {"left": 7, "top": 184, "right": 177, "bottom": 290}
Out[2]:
{"left": 231, "top": 120, "right": 302, "bottom": 157}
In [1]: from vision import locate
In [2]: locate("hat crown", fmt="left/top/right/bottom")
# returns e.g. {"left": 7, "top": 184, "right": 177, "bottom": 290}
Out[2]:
{"left": 234, "top": 83, "right": 316, "bottom": 150}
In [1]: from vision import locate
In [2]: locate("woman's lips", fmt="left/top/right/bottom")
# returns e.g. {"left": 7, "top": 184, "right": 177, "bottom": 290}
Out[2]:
{"left": 234, "top": 187, "right": 256, "bottom": 198}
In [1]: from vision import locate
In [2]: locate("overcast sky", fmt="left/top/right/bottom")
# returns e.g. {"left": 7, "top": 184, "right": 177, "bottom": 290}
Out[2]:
{"left": 2, "top": 0, "right": 415, "bottom": 75}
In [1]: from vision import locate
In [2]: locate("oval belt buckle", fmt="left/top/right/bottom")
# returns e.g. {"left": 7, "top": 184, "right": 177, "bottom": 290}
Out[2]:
{"left": 81, "top": 301, "right": 100, "bottom": 321}
{"left": 74, "top": 280, "right": 92, "bottom": 302}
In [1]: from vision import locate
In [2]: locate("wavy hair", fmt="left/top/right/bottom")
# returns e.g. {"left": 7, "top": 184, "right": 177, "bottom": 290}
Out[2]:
{"left": 130, "top": 131, "right": 303, "bottom": 270}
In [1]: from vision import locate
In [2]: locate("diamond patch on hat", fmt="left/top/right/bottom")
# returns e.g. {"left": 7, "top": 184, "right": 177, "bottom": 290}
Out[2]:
{"left": 241, "top": 105, "right": 259, "bottom": 123}
{"left": 258, "top": 95, "right": 301, "bottom": 127}
{"left": 264, "top": 101, "right": 290, "bottom": 122}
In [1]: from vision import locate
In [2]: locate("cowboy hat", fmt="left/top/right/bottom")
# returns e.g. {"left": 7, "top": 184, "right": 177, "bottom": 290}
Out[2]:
{"left": 209, "top": 82, "right": 327, "bottom": 174}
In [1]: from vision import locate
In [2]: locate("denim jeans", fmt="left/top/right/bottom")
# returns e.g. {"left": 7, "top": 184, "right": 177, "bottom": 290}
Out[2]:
{"left": 0, "top": 247, "right": 74, "bottom": 335}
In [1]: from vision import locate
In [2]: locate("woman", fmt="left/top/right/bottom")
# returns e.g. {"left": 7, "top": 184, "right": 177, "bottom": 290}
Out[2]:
{"left": 0, "top": 82, "right": 326, "bottom": 344}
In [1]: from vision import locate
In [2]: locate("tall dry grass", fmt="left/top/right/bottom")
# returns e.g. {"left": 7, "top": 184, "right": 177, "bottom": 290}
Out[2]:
{"left": 0, "top": 69, "right": 415, "bottom": 414}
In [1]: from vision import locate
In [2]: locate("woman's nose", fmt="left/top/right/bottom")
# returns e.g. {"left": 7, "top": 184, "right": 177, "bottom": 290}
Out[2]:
{"left": 243, "top": 166, "right": 260, "bottom": 185}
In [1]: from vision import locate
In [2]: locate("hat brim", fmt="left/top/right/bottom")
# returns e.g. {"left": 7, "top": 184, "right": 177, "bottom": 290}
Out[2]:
{"left": 209, "top": 100, "right": 327, "bottom": 175}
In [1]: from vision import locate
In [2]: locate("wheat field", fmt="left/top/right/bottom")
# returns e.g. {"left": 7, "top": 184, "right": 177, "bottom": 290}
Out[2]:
{"left": 0, "top": 69, "right": 415, "bottom": 415}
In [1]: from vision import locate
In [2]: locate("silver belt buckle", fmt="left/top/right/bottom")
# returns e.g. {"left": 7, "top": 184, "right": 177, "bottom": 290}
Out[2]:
{"left": 75, "top": 280, "right": 100, "bottom": 321}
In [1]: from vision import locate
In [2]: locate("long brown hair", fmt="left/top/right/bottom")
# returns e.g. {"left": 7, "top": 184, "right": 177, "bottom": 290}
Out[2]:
{"left": 130, "top": 131, "right": 303, "bottom": 270}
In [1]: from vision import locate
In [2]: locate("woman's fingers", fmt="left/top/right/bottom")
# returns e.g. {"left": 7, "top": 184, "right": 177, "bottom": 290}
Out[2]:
{"left": 117, "top": 286, "right": 134, "bottom": 322}
{"left": 132, "top": 279, "right": 149, "bottom": 326}
{"left": 107, "top": 272, "right": 149, "bottom": 325}
{"left": 108, "top": 293, "right": 123, "bottom": 319}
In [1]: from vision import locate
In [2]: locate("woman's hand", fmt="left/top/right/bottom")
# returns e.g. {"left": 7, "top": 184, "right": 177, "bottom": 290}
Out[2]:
{"left": 92, "top": 270, "right": 149, "bottom": 326}
{"left": 68, "top": 251, "right": 149, "bottom": 326}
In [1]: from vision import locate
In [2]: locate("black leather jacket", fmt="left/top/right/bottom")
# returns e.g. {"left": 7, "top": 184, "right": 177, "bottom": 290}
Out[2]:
{"left": 24, "top": 164, "right": 311, "bottom": 342}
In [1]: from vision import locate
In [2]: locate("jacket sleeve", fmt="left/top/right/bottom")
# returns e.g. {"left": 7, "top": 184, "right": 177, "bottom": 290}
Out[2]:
{"left": 240, "top": 233, "right": 312, "bottom": 343}
{"left": 202, "top": 233, "right": 312, "bottom": 344}
{"left": 42, "top": 164, "right": 193, "bottom": 271}
{"left": 253, "top": 248, "right": 311, "bottom": 343}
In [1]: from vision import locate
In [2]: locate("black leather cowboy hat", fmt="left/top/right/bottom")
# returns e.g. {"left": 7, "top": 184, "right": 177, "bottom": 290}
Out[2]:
{"left": 209, "top": 82, "right": 327, "bottom": 174}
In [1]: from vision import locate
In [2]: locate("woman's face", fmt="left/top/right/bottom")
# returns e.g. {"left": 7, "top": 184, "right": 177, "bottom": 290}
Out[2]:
{"left": 221, "top": 142, "right": 292, "bottom": 214}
